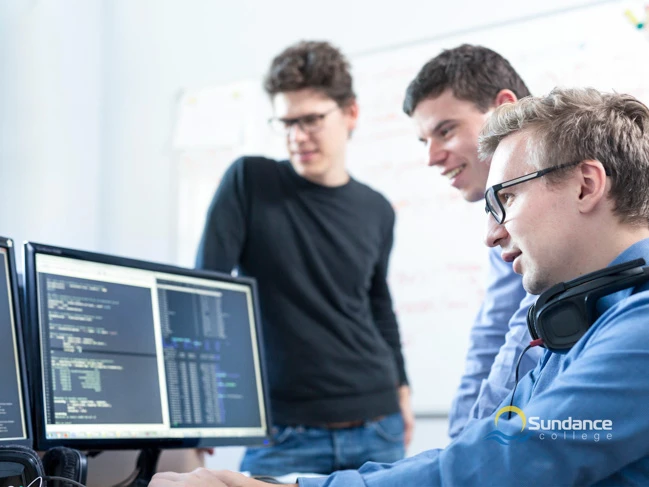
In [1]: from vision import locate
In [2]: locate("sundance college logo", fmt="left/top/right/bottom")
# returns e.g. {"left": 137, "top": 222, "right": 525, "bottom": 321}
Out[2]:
{"left": 483, "top": 406, "right": 614, "bottom": 445}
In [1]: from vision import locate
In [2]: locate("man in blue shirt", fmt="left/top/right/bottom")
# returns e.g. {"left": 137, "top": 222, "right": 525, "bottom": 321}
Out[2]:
{"left": 150, "top": 88, "right": 649, "bottom": 486}
{"left": 403, "top": 45, "right": 542, "bottom": 437}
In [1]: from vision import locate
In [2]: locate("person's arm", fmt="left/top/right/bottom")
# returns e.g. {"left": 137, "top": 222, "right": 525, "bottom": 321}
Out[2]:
{"left": 448, "top": 246, "right": 527, "bottom": 439}
{"left": 195, "top": 157, "right": 249, "bottom": 273}
{"left": 149, "top": 469, "right": 297, "bottom": 486}
{"left": 368, "top": 207, "right": 413, "bottom": 445}
{"left": 465, "top": 291, "right": 542, "bottom": 423}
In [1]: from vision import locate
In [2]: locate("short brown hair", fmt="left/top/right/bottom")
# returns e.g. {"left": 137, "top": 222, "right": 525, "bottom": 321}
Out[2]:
{"left": 403, "top": 44, "right": 531, "bottom": 115}
{"left": 264, "top": 41, "right": 355, "bottom": 107}
{"left": 479, "top": 87, "right": 649, "bottom": 226}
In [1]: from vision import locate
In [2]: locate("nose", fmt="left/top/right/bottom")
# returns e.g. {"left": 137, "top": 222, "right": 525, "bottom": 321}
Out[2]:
{"left": 288, "top": 123, "right": 309, "bottom": 143}
{"left": 425, "top": 138, "right": 447, "bottom": 167}
{"left": 485, "top": 212, "right": 509, "bottom": 248}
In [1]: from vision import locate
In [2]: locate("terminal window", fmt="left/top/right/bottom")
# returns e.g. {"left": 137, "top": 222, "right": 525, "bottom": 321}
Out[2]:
{"left": 35, "top": 254, "right": 266, "bottom": 441}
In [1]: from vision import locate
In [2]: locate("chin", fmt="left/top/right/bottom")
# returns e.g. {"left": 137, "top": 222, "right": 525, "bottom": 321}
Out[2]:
{"left": 463, "top": 187, "right": 484, "bottom": 203}
{"left": 302, "top": 164, "right": 329, "bottom": 177}
{"left": 522, "top": 278, "right": 538, "bottom": 295}
{"left": 524, "top": 274, "right": 552, "bottom": 296}
{"left": 292, "top": 158, "right": 320, "bottom": 171}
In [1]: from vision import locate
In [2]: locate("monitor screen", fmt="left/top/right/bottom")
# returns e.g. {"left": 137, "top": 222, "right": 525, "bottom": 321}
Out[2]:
{"left": 24, "top": 242, "right": 270, "bottom": 450}
{"left": 0, "top": 237, "right": 31, "bottom": 446}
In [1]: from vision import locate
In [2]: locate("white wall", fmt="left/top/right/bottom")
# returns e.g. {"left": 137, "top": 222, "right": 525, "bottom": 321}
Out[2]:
{"left": 0, "top": 0, "right": 103, "bottom": 256}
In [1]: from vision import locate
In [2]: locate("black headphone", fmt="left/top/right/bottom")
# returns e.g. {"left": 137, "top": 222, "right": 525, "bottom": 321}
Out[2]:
{"left": 527, "top": 258, "right": 649, "bottom": 352}
{"left": 0, "top": 445, "right": 87, "bottom": 487}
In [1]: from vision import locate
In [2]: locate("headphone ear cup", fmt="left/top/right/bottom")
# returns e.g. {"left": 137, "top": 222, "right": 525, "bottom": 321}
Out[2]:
{"left": 0, "top": 445, "right": 46, "bottom": 482}
{"left": 42, "top": 447, "right": 87, "bottom": 486}
{"left": 527, "top": 303, "right": 540, "bottom": 340}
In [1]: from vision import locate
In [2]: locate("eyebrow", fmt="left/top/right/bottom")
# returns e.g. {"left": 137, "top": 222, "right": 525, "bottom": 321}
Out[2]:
{"left": 428, "top": 119, "right": 456, "bottom": 136}
{"left": 419, "top": 118, "right": 457, "bottom": 142}
{"left": 417, "top": 119, "right": 456, "bottom": 142}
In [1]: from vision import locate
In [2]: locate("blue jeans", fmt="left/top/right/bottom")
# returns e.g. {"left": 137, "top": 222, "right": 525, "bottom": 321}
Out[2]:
{"left": 240, "top": 413, "right": 405, "bottom": 476}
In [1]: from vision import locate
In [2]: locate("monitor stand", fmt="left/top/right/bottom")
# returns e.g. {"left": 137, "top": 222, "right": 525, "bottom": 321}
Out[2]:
{"left": 128, "top": 448, "right": 161, "bottom": 487}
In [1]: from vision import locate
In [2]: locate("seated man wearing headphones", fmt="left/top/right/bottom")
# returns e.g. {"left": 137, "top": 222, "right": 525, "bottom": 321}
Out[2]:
{"left": 150, "top": 87, "right": 649, "bottom": 486}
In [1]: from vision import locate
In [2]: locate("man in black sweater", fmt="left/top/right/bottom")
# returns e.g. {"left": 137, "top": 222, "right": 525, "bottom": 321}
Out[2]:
{"left": 195, "top": 41, "right": 412, "bottom": 476}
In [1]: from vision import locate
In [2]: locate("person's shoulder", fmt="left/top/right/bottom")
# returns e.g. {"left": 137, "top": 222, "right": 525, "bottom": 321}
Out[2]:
{"left": 609, "top": 288, "right": 649, "bottom": 315}
{"left": 592, "top": 288, "right": 649, "bottom": 340}
{"left": 227, "top": 156, "right": 290, "bottom": 185}
{"left": 232, "top": 155, "right": 281, "bottom": 172}
{"left": 351, "top": 178, "right": 394, "bottom": 214}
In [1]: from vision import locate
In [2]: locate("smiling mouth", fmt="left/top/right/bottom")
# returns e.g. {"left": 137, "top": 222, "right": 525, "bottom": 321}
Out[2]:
{"left": 444, "top": 164, "right": 466, "bottom": 179}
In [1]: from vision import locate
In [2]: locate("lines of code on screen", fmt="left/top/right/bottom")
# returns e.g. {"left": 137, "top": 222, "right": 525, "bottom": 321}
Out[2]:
{"left": 0, "top": 249, "right": 25, "bottom": 441}
{"left": 39, "top": 273, "right": 164, "bottom": 425}
{"left": 157, "top": 280, "right": 262, "bottom": 429}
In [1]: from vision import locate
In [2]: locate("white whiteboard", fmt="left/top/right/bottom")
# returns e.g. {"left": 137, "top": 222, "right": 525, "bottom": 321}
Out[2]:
{"left": 171, "top": 1, "right": 649, "bottom": 415}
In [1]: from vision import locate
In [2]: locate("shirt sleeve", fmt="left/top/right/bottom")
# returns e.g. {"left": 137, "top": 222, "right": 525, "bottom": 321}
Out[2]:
{"left": 447, "top": 246, "right": 527, "bottom": 439}
{"left": 195, "top": 157, "right": 249, "bottom": 273}
{"left": 466, "top": 292, "right": 543, "bottom": 422}
{"left": 368, "top": 205, "right": 408, "bottom": 386}
{"left": 297, "top": 450, "right": 442, "bottom": 487}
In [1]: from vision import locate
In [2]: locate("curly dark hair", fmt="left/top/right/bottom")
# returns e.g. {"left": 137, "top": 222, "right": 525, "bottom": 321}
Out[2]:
{"left": 403, "top": 44, "right": 531, "bottom": 115}
{"left": 264, "top": 40, "right": 356, "bottom": 107}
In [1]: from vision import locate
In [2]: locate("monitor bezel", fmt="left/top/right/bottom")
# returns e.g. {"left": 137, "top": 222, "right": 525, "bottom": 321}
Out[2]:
{"left": 24, "top": 241, "right": 272, "bottom": 451}
{"left": 0, "top": 237, "right": 33, "bottom": 447}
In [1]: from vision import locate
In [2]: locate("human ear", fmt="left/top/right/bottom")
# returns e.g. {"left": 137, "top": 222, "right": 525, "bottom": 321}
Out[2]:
{"left": 577, "top": 160, "right": 608, "bottom": 214}
{"left": 344, "top": 100, "right": 359, "bottom": 135}
{"left": 493, "top": 89, "right": 518, "bottom": 108}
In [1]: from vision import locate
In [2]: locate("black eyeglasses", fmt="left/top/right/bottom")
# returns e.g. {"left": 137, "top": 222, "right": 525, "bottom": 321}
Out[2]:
{"left": 485, "top": 161, "right": 582, "bottom": 224}
{"left": 268, "top": 106, "right": 340, "bottom": 135}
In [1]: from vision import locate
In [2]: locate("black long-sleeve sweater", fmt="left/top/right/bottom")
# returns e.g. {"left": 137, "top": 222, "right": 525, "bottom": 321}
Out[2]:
{"left": 196, "top": 156, "right": 408, "bottom": 425}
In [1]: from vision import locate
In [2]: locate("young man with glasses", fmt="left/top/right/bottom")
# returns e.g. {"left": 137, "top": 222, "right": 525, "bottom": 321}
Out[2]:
{"left": 195, "top": 40, "right": 412, "bottom": 476}
{"left": 155, "top": 87, "right": 649, "bottom": 487}
{"left": 402, "top": 44, "right": 542, "bottom": 439}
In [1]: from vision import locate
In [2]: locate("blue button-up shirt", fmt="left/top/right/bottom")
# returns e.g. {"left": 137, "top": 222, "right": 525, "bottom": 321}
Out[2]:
{"left": 448, "top": 246, "right": 542, "bottom": 438}
{"left": 299, "top": 239, "right": 649, "bottom": 487}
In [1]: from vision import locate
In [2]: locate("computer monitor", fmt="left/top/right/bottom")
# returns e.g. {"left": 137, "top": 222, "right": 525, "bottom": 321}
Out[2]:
{"left": 0, "top": 237, "right": 32, "bottom": 447}
{"left": 23, "top": 242, "right": 271, "bottom": 450}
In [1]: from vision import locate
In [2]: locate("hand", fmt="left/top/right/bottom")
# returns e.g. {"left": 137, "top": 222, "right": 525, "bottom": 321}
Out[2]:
{"left": 398, "top": 385, "right": 415, "bottom": 448}
{"left": 149, "top": 468, "right": 229, "bottom": 487}
{"left": 149, "top": 468, "right": 298, "bottom": 487}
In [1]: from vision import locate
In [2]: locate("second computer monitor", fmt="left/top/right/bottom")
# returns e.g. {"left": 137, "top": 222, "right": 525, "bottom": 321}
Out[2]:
{"left": 24, "top": 242, "right": 270, "bottom": 450}
{"left": 0, "top": 237, "right": 31, "bottom": 447}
